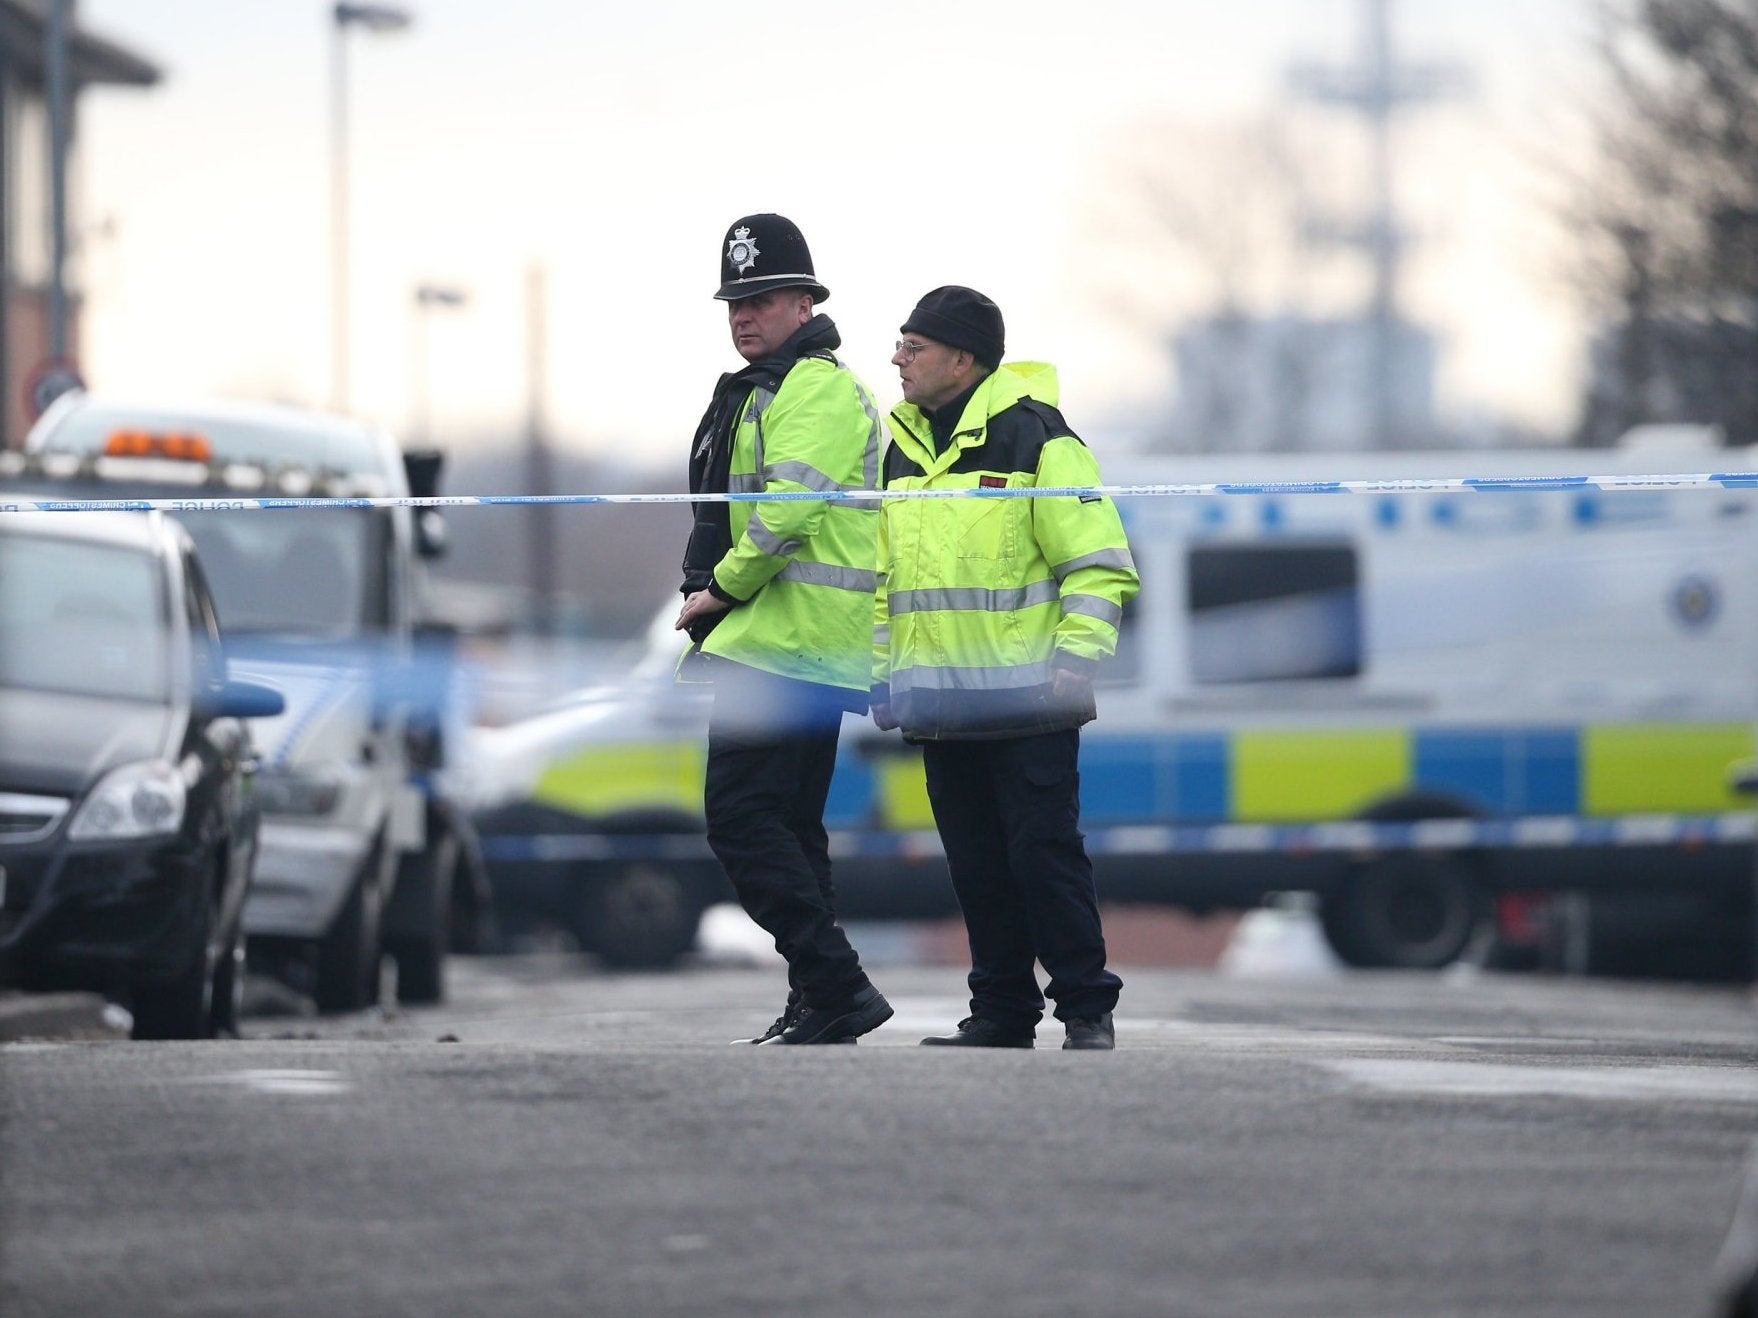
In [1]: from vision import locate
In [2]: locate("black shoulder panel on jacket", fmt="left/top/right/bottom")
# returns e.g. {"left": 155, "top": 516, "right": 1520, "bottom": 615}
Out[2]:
{"left": 884, "top": 442, "right": 923, "bottom": 484}
{"left": 1012, "top": 398, "right": 1084, "bottom": 448}
{"left": 884, "top": 397, "right": 1085, "bottom": 484}
{"left": 942, "top": 397, "right": 1083, "bottom": 478}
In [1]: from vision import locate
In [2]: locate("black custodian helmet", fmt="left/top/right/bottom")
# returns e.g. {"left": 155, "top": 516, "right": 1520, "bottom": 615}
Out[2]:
{"left": 715, "top": 213, "right": 831, "bottom": 303}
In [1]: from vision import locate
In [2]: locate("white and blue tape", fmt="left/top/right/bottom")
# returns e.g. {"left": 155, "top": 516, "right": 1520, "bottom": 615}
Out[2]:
{"left": 6, "top": 470, "right": 1758, "bottom": 514}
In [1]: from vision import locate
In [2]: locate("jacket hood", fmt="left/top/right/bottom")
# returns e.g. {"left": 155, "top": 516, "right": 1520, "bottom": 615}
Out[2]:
{"left": 972, "top": 360, "right": 1058, "bottom": 417}
{"left": 890, "top": 361, "right": 1059, "bottom": 461}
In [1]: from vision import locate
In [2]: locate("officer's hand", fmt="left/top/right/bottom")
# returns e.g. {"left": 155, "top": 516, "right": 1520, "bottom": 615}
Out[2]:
{"left": 1051, "top": 667, "right": 1096, "bottom": 725}
{"left": 871, "top": 702, "right": 898, "bottom": 732}
{"left": 675, "top": 589, "right": 732, "bottom": 632}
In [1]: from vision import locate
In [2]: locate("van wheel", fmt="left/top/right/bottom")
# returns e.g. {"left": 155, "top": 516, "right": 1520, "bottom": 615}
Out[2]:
{"left": 1321, "top": 854, "right": 1485, "bottom": 970}
{"left": 388, "top": 831, "right": 457, "bottom": 1005}
{"left": 314, "top": 865, "right": 381, "bottom": 1013}
{"left": 577, "top": 863, "right": 701, "bottom": 969}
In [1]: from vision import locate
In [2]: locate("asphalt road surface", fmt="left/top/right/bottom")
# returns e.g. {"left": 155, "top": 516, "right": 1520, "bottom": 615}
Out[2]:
{"left": 3, "top": 954, "right": 1756, "bottom": 1318}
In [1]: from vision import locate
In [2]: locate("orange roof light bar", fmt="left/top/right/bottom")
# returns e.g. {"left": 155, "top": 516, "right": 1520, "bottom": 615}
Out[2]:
{"left": 102, "top": 430, "right": 213, "bottom": 463}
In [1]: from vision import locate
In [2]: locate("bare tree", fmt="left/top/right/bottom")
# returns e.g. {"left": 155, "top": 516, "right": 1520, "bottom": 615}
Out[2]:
{"left": 1083, "top": 113, "right": 1364, "bottom": 451}
{"left": 1091, "top": 113, "right": 1331, "bottom": 332}
{"left": 1577, "top": 0, "right": 1758, "bottom": 446}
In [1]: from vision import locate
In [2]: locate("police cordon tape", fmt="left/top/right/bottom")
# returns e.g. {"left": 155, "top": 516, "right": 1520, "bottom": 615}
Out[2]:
{"left": 5, "top": 470, "right": 1758, "bottom": 513}
{"left": 479, "top": 811, "right": 1758, "bottom": 866}
{"left": 13, "top": 469, "right": 1754, "bottom": 867}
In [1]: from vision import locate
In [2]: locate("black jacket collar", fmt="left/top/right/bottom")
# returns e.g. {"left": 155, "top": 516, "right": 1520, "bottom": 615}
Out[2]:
{"left": 681, "top": 314, "right": 842, "bottom": 597}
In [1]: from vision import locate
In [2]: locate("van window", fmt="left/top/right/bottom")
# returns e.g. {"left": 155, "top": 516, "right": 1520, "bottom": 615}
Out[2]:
{"left": 1186, "top": 542, "right": 1361, "bottom": 683}
{"left": 176, "top": 509, "right": 387, "bottom": 639}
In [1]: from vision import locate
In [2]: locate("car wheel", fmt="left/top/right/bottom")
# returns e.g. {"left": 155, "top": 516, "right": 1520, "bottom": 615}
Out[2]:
{"left": 313, "top": 861, "right": 382, "bottom": 1013}
{"left": 1321, "top": 853, "right": 1485, "bottom": 970}
{"left": 576, "top": 863, "right": 702, "bottom": 969}
{"left": 133, "top": 888, "right": 215, "bottom": 1040}
{"left": 388, "top": 831, "right": 457, "bottom": 1005}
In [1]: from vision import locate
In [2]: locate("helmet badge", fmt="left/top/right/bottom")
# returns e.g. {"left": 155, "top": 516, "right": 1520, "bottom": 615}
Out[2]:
{"left": 727, "top": 226, "right": 759, "bottom": 275}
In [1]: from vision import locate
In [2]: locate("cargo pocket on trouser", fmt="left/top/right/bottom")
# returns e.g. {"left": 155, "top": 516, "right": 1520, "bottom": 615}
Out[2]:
{"left": 1016, "top": 738, "right": 1083, "bottom": 847}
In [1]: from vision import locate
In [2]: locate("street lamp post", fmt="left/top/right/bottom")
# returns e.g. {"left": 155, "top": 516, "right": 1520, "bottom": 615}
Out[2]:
{"left": 45, "top": 0, "right": 71, "bottom": 363}
{"left": 410, "top": 282, "right": 467, "bottom": 446}
{"left": 330, "top": 3, "right": 412, "bottom": 415}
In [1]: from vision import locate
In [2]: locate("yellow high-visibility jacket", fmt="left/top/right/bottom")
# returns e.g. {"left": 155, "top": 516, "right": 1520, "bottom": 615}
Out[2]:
{"left": 874, "top": 361, "right": 1139, "bottom": 739}
{"left": 701, "top": 354, "right": 885, "bottom": 696}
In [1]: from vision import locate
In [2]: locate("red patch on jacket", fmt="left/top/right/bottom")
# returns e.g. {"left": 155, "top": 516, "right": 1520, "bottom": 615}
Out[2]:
{"left": 979, "top": 475, "right": 1006, "bottom": 488}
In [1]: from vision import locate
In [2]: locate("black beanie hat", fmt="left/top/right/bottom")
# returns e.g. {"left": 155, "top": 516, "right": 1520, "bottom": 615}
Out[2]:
{"left": 715, "top": 213, "right": 831, "bottom": 303}
{"left": 900, "top": 286, "right": 1005, "bottom": 368}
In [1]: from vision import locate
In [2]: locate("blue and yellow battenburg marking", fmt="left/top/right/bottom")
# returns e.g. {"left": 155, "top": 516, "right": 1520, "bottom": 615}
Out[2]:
{"left": 531, "top": 721, "right": 1756, "bottom": 842}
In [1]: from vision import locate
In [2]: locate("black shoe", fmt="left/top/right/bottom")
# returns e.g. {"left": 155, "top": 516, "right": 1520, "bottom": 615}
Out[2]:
{"left": 767, "top": 985, "right": 893, "bottom": 1045}
{"left": 1062, "top": 1012, "right": 1115, "bottom": 1051}
{"left": 731, "top": 991, "right": 804, "bottom": 1045}
{"left": 920, "top": 1016, "right": 1035, "bottom": 1049}
{"left": 731, "top": 1010, "right": 793, "bottom": 1045}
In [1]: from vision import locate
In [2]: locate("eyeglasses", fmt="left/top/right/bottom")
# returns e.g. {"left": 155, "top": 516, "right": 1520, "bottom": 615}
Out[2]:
{"left": 894, "top": 339, "right": 936, "bottom": 362}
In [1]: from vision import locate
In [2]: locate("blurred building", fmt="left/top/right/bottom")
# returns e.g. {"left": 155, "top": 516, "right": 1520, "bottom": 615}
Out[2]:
{"left": 1165, "top": 311, "right": 1439, "bottom": 453}
{"left": 0, "top": 1, "right": 158, "bottom": 447}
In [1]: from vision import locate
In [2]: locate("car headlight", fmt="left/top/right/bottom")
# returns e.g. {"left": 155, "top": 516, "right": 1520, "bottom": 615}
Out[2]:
{"left": 254, "top": 770, "right": 342, "bottom": 817}
{"left": 67, "top": 760, "right": 187, "bottom": 841}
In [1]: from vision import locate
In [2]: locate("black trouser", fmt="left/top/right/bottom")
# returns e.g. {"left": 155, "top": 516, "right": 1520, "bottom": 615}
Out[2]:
{"left": 922, "top": 729, "right": 1121, "bottom": 1029}
{"left": 703, "top": 665, "right": 869, "bottom": 1011}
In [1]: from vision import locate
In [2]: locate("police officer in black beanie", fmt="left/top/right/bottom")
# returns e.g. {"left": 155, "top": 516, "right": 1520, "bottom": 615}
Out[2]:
{"left": 873, "top": 285, "right": 1140, "bottom": 1051}
{"left": 676, "top": 214, "right": 892, "bottom": 1045}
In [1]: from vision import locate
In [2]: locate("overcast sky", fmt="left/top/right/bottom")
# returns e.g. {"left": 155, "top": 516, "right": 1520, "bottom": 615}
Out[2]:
{"left": 75, "top": 0, "right": 1605, "bottom": 468}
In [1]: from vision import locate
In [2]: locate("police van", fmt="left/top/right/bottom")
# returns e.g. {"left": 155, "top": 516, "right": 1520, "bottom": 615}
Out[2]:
{"left": 467, "top": 434, "right": 1758, "bottom": 977}
{"left": 3, "top": 394, "right": 491, "bottom": 1009}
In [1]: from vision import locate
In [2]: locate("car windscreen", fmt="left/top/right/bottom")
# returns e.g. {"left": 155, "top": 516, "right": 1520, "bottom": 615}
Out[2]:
{"left": 177, "top": 509, "right": 388, "bottom": 639}
{"left": 0, "top": 534, "right": 169, "bottom": 700}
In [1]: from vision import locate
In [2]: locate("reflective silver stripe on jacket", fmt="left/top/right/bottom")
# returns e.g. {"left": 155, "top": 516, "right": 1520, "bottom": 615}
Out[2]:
{"left": 762, "top": 459, "right": 850, "bottom": 493}
{"left": 888, "top": 581, "right": 1061, "bottom": 615}
{"left": 746, "top": 516, "right": 802, "bottom": 558}
{"left": 849, "top": 370, "right": 883, "bottom": 489}
{"left": 748, "top": 386, "right": 777, "bottom": 480}
{"left": 745, "top": 388, "right": 777, "bottom": 427}
{"left": 774, "top": 561, "right": 878, "bottom": 592}
{"left": 738, "top": 370, "right": 882, "bottom": 493}
{"left": 874, "top": 623, "right": 890, "bottom": 647}
{"left": 1061, "top": 593, "right": 1125, "bottom": 627}
{"left": 1051, "top": 546, "right": 1137, "bottom": 580}
{"left": 890, "top": 659, "right": 1052, "bottom": 692}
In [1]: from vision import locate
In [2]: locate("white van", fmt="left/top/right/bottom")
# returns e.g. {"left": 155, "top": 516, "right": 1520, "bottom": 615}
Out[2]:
{"left": 467, "top": 437, "right": 1758, "bottom": 976}
{"left": 6, "top": 394, "right": 490, "bottom": 1008}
